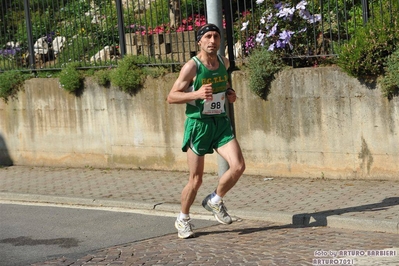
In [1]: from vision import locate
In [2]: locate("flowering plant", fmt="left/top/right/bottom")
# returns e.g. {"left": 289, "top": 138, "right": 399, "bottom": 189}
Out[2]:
{"left": 129, "top": 14, "right": 208, "bottom": 36}
{"left": 241, "top": 0, "right": 321, "bottom": 56}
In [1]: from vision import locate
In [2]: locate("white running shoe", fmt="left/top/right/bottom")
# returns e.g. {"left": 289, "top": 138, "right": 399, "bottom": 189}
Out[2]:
{"left": 202, "top": 194, "right": 233, "bottom": 224}
{"left": 175, "top": 217, "right": 195, "bottom": 239}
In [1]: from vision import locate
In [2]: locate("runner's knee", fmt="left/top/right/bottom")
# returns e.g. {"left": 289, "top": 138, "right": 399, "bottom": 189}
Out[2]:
{"left": 230, "top": 160, "right": 245, "bottom": 178}
{"left": 188, "top": 176, "right": 203, "bottom": 191}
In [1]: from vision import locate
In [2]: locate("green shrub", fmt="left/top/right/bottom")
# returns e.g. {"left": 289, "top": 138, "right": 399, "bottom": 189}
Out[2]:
{"left": 57, "top": 36, "right": 94, "bottom": 66}
{"left": 142, "top": 65, "right": 169, "bottom": 78}
{"left": 380, "top": 49, "right": 399, "bottom": 99}
{"left": 94, "top": 69, "right": 112, "bottom": 86}
{"left": 337, "top": 25, "right": 398, "bottom": 79}
{"left": 110, "top": 55, "right": 147, "bottom": 94}
{"left": 337, "top": 8, "right": 399, "bottom": 79}
{"left": 0, "top": 70, "right": 26, "bottom": 102}
{"left": 246, "top": 48, "right": 286, "bottom": 100}
{"left": 58, "top": 62, "right": 83, "bottom": 93}
{"left": 35, "top": 71, "right": 60, "bottom": 78}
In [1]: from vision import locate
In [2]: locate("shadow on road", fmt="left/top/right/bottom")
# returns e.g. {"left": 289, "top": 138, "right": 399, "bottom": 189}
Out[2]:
{"left": 195, "top": 223, "right": 304, "bottom": 238}
{"left": 195, "top": 197, "right": 399, "bottom": 237}
{"left": 292, "top": 197, "right": 399, "bottom": 226}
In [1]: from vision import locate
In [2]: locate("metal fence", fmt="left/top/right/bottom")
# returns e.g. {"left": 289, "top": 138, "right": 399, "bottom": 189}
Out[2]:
{"left": 0, "top": 0, "right": 397, "bottom": 72}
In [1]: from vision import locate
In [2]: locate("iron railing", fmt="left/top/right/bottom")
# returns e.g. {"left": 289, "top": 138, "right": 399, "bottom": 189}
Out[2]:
{"left": 0, "top": 0, "right": 397, "bottom": 72}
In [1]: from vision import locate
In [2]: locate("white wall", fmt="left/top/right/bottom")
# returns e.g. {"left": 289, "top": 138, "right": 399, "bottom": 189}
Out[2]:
{"left": 1, "top": 67, "right": 398, "bottom": 179}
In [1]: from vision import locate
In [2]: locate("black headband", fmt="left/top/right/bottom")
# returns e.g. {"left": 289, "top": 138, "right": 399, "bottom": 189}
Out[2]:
{"left": 196, "top": 24, "right": 221, "bottom": 42}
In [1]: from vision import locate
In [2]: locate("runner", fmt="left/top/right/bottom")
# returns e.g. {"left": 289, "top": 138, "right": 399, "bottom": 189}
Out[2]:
{"left": 167, "top": 23, "right": 246, "bottom": 239}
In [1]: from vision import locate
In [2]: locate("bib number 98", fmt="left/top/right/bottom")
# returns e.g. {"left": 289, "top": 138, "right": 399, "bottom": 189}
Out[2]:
{"left": 211, "top": 102, "right": 221, "bottom": 109}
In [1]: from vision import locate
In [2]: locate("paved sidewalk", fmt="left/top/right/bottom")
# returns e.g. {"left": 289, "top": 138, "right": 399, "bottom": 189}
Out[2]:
{"left": 1, "top": 166, "right": 399, "bottom": 234}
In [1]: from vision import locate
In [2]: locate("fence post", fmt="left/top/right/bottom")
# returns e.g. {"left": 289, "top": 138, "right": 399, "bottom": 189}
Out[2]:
{"left": 222, "top": 0, "right": 237, "bottom": 138}
{"left": 23, "top": 0, "right": 36, "bottom": 71}
{"left": 115, "top": 0, "right": 126, "bottom": 57}
{"left": 206, "top": 0, "right": 234, "bottom": 177}
{"left": 361, "top": 0, "right": 369, "bottom": 25}
{"left": 223, "top": 0, "right": 235, "bottom": 70}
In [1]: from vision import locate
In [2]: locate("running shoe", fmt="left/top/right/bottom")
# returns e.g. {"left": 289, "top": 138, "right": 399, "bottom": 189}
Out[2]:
{"left": 175, "top": 217, "right": 195, "bottom": 239}
{"left": 202, "top": 194, "right": 233, "bottom": 224}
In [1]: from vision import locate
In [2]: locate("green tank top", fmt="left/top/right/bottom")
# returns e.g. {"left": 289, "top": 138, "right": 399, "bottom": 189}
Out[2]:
{"left": 185, "top": 55, "right": 229, "bottom": 119}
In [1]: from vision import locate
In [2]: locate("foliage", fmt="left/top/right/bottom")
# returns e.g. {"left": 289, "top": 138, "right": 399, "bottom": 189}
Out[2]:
{"left": 57, "top": 36, "right": 93, "bottom": 66}
{"left": 246, "top": 47, "right": 286, "bottom": 99}
{"left": 336, "top": 11, "right": 399, "bottom": 79}
{"left": 142, "top": 0, "right": 170, "bottom": 29}
{"left": 314, "top": 0, "right": 362, "bottom": 38}
{"left": 91, "top": 1, "right": 119, "bottom": 47}
{"left": 58, "top": 62, "right": 83, "bottom": 93}
{"left": 140, "top": 0, "right": 206, "bottom": 32}
{"left": 380, "top": 48, "right": 399, "bottom": 99}
{"left": 240, "top": 0, "right": 323, "bottom": 97}
{"left": 35, "top": 71, "right": 60, "bottom": 78}
{"left": 240, "top": 0, "right": 322, "bottom": 57}
{"left": 0, "top": 70, "right": 26, "bottom": 102}
{"left": 58, "top": 0, "right": 91, "bottom": 19}
{"left": 0, "top": 46, "right": 24, "bottom": 69}
{"left": 142, "top": 65, "right": 169, "bottom": 78}
{"left": 94, "top": 68, "right": 112, "bottom": 86}
{"left": 109, "top": 55, "right": 147, "bottom": 94}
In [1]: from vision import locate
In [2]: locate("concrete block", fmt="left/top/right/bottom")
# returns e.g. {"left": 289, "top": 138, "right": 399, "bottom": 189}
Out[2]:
{"left": 153, "top": 43, "right": 171, "bottom": 55}
{"left": 136, "top": 35, "right": 152, "bottom": 45}
{"left": 170, "top": 41, "right": 198, "bottom": 53}
{"left": 125, "top": 34, "right": 137, "bottom": 46}
{"left": 164, "top": 31, "right": 196, "bottom": 43}
{"left": 125, "top": 45, "right": 139, "bottom": 55}
{"left": 151, "top": 34, "right": 164, "bottom": 45}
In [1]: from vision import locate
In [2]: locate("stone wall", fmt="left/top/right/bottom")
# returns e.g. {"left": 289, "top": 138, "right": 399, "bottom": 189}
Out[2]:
{"left": 1, "top": 67, "right": 398, "bottom": 179}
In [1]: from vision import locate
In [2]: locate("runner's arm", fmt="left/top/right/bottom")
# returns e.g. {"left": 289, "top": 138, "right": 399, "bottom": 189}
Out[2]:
{"left": 222, "top": 56, "right": 236, "bottom": 103}
{"left": 167, "top": 60, "right": 212, "bottom": 104}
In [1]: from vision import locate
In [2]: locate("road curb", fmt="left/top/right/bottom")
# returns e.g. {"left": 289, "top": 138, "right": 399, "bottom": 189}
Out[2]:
{"left": 1, "top": 192, "right": 398, "bottom": 234}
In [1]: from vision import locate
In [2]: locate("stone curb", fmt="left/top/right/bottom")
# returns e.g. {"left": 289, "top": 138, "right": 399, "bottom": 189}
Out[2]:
{"left": 1, "top": 192, "right": 398, "bottom": 234}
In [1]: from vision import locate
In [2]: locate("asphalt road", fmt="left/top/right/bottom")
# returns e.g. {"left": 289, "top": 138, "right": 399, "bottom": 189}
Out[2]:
{"left": 0, "top": 203, "right": 217, "bottom": 266}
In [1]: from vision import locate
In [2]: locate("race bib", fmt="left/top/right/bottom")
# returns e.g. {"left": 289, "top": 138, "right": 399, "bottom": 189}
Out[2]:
{"left": 202, "top": 92, "right": 225, "bottom": 115}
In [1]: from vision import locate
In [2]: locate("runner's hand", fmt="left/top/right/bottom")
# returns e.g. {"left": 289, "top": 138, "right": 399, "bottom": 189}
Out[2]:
{"left": 226, "top": 89, "right": 237, "bottom": 103}
{"left": 198, "top": 83, "right": 213, "bottom": 101}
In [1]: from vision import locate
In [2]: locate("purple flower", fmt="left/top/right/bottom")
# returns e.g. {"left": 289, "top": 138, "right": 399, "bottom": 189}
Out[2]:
{"left": 246, "top": 0, "right": 323, "bottom": 53}
{"left": 241, "top": 21, "right": 250, "bottom": 31}
{"left": 279, "top": 30, "right": 294, "bottom": 41}
{"left": 276, "top": 7, "right": 295, "bottom": 21}
{"left": 267, "top": 23, "right": 278, "bottom": 37}
{"left": 255, "top": 31, "right": 265, "bottom": 45}
{"left": 268, "top": 43, "right": 275, "bottom": 51}
{"left": 276, "top": 40, "right": 285, "bottom": 48}
{"left": 279, "top": 30, "right": 294, "bottom": 50}
{"left": 308, "top": 14, "right": 322, "bottom": 23}
{"left": 274, "top": 2, "right": 283, "bottom": 10}
{"left": 267, "top": 13, "right": 273, "bottom": 23}
{"left": 245, "top": 36, "right": 256, "bottom": 54}
{"left": 0, "top": 47, "right": 21, "bottom": 57}
{"left": 299, "top": 9, "right": 311, "bottom": 20}
{"left": 296, "top": 0, "right": 307, "bottom": 10}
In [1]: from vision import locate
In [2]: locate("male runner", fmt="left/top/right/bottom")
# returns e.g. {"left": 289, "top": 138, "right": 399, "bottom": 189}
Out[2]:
{"left": 167, "top": 23, "right": 246, "bottom": 239}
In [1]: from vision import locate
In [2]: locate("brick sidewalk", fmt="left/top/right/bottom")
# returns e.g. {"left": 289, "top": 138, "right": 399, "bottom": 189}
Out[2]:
{"left": 31, "top": 220, "right": 399, "bottom": 266}
{"left": 1, "top": 166, "right": 399, "bottom": 233}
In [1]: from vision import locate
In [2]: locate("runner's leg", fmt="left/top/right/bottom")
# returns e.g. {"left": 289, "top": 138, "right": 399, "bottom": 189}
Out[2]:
{"left": 214, "top": 139, "right": 245, "bottom": 197}
{"left": 181, "top": 148, "right": 205, "bottom": 214}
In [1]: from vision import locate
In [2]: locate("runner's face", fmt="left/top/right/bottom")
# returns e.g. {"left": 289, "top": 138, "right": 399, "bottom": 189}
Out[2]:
{"left": 199, "top": 31, "right": 220, "bottom": 54}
